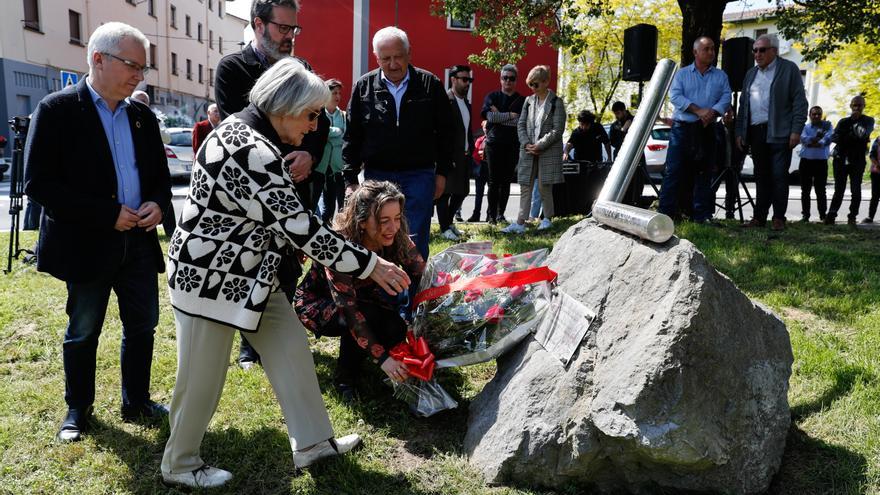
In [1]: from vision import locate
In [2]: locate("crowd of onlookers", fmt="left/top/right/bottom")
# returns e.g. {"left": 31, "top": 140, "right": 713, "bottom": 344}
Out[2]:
{"left": 16, "top": 0, "right": 880, "bottom": 489}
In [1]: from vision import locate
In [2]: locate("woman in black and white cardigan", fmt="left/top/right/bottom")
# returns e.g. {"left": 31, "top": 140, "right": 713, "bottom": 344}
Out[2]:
{"left": 160, "top": 58, "right": 411, "bottom": 489}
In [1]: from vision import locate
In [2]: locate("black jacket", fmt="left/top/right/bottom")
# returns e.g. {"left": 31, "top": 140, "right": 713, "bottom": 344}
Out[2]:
{"left": 214, "top": 43, "right": 330, "bottom": 170}
{"left": 342, "top": 65, "right": 453, "bottom": 185}
{"left": 24, "top": 79, "right": 171, "bottom": 283}
{"left": 832, "top": 114, "right": 875, "bottom": 165}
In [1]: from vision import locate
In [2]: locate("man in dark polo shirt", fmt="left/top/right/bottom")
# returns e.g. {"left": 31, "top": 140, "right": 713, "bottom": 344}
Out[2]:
{"left": 563, "top": 110, "right": 611, "bottom": 163}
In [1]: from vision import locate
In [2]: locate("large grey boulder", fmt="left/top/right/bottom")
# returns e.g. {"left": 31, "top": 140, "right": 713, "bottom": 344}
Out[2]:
{"left": 464, "top": 220, "right": 793, "bottom": 494}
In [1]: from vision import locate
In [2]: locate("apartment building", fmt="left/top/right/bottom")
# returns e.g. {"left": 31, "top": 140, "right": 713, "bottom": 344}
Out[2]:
{"left": 1, "top": 0, "right": 247, "bottom": 155}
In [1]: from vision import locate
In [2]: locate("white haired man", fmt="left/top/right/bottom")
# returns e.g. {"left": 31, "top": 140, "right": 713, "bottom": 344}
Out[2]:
{"left": 736, "top": 33, "right": 808, "bottom": 231}
{"left": 343, "top": 26, "right": 454, "bottom": 260}
{"left": 24, "top": 22, "right": 172, "bottom": 442}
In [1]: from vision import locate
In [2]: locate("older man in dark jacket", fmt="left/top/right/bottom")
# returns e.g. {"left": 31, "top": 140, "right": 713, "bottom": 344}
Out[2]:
{"left": 343, "top": 26, "right": 454, "bottom": 259}
{"left": 736, "top": 33, "right": 808, "bottom": 231}
{"left": 24, "top": 22, "right": 171, "bottom": 442}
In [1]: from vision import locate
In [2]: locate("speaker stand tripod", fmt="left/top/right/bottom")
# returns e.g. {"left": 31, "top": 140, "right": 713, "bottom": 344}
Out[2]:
{"left": 711, "top": 166, "right": 754, "bottom": 222}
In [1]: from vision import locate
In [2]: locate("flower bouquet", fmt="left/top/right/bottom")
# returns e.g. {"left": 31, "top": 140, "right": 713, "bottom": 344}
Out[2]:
{"left": 387, "top": 241, "right": 556, "bottom": 416}
{"left": 411, "top": 241, "right": 556, "bottom": 368}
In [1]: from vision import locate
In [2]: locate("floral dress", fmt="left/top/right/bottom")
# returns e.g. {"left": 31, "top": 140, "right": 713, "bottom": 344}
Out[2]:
{"left": 296, "top": 239, "right": 425, "bottom": 361}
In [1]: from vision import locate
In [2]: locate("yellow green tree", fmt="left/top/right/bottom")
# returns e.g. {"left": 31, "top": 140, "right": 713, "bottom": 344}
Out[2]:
{"left": 811, "top": 41, "right": 880, "bottom": 127}
{"left": 558, "top": 0, "right": 681, "bottom": 123}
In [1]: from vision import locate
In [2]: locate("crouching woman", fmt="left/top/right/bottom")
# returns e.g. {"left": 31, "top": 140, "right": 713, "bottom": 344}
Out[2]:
{"left": 160, "top": 59, "right": 410, "bottom": 489}
{"left": 296, "top": 180, "right": 424, "bottom": 402}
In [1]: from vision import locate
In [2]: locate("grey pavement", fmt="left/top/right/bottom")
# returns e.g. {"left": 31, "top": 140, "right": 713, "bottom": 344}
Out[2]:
{"left": 0, "top": 175, "right": 875, "bottom": 232}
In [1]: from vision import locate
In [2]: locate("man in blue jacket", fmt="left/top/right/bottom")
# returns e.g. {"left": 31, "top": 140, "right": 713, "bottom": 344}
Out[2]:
{"left": 24, "top": 22, "right": 172, "bottom": 442}
{"left": 736, "top": 33, "right": 808, "bottom": 231}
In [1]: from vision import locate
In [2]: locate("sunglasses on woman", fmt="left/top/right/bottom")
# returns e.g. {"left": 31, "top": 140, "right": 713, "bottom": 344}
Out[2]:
{"left": 307, "top": 109, "right": 322, "bottom": 122}
{"left": 528, "top": 82, "right": 541, "bottom": 89}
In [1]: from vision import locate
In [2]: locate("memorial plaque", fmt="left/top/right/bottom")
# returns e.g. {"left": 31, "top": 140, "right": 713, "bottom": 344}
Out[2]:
{"left": 534, "top": 290, "right": 596, "bottom": 366}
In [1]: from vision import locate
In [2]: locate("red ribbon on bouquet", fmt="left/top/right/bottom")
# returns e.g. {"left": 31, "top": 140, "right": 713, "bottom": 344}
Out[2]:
{"left": 412, "top": 266, "right": 558, "bottom": 307}
{"left": 388, "top": 331, "right": 436, "bottom": 381}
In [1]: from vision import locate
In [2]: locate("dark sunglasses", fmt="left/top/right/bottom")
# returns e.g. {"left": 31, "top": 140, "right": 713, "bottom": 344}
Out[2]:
{"left": 267, "top": 20, "right": 302, "bottom": 35}
{"left": 752, "top": 46, "right": 772, "bottom": 53}
{"left": 455, "top": 76, "right": 474, "bottom": 83}
{"left": 528, "top": 82, "right": 541, "bottom": 89}
{"left": 306, "top": 109, "right": 321, "bottom": 122}
{"left": 501, "top": 75, "right": 517, "bottom": 82}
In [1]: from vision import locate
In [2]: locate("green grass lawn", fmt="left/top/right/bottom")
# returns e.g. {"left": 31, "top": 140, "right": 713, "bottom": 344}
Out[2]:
{"left": 0, "top": 218, "right": 878, "bottom": 494}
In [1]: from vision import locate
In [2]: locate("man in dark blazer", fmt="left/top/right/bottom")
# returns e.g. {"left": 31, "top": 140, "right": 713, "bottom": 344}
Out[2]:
{"left": 437, "top": 64, "right": 474, "bottom": 241}
{"left": 24, "top": 22, "right": 171, "bottom": 442}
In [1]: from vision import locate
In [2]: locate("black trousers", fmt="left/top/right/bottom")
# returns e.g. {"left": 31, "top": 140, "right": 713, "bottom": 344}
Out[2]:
{"left": 485, "top": 141, "right": 517, "bottom": 221}
{"left": 799, "top": 158, "right": 828, "bottom": 220}
{"left": 828, "top": 157, "right": 865, "bottom": 220}
{"left": 749, "top": 125, "right": 792, "bottom": 221}
{"left": 869, "top": 171, "right": 880, "bottom": 220}
{"left": 436, "top": 193, "right": 466, "bottom": 231}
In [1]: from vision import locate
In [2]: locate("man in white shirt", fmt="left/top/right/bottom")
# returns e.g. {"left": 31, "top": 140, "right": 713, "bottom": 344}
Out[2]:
{"left": 437, "top": 64, "right": 474, "bottom": 240}
{"left": 735, "top": 33, "right": 808, "bottom": 231}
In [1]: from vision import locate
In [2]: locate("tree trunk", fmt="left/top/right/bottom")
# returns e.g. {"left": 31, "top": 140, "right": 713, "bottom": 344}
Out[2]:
{"left": 678, "top": 0, "right": 733, "bottom": 66}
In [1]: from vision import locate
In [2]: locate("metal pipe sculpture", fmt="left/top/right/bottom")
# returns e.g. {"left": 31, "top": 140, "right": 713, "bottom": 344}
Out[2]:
{"left": 594, "top": 58, "right": 677, "bottom": 243}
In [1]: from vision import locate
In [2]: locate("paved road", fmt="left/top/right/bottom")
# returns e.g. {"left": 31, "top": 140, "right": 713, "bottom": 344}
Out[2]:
{"left": 1, "top": 175, "right": 874, "bottom": 233}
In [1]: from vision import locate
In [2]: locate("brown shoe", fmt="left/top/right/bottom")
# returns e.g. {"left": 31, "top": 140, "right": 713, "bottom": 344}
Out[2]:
{"left": 741, "top": 218, "right": 766, "bottom": 228}
{"left": 771, "top": 218, "right": 785, "bottom": 231}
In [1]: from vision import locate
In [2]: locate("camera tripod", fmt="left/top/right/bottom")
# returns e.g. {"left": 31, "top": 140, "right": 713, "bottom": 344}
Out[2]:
{"left": 5, "top": 116, "right": 33, "bottom": 274}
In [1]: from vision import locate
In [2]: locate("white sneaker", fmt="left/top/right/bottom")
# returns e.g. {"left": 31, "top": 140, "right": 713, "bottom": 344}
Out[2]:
{"left": 162, "top": 465, "right": 233, "bottom": 489}
{"left": 441, "top": 228, "right": 460, "bottom": 241}
{"left": 293, "top": 434, "right": 362, "bottom": 469}
{"left": 450, "top": 225, "right": 463, "bottom": 236}
{"left": 537, "top": 218, "right": 552, "bottom": 230}
{"left": 500, "top": 222, "right": 526, "bottom": 234}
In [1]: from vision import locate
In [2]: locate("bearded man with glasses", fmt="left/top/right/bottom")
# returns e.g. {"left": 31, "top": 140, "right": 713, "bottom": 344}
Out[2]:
{"left": 215, "top": 0, "right": 332, "bottom": 369}
{"left": 735, "top": 33, "right": 808, "bottom": 231}
{"left": 24, "top": 22, "right": 172, "bottom": 443}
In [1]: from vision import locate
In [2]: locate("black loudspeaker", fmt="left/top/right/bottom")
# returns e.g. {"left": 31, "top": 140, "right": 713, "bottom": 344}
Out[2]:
{"left": 722, "top": 37, "right": 754, "bottom": 92}
{"left": 623, "top": 24, "right": 658, "bottom": 82}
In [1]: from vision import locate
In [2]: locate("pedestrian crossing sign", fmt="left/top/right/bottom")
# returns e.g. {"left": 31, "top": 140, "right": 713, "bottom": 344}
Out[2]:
{"left": 60, "top": 71, "right": 79, "bottom": 88}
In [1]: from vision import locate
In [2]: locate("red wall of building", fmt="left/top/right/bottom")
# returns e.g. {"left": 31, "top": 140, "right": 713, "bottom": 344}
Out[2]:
{"left": 295, "top": 0, "right": 559, "bottom": 126}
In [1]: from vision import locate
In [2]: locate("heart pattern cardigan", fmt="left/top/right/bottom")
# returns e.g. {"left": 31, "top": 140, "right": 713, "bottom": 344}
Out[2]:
{"left": 167, "top": 119, "right": 376, "bottom": 332}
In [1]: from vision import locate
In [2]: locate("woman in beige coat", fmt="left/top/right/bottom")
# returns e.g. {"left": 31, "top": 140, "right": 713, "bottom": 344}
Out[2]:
{"left": 501, "top": 65, "right": 567, "bottom": 234}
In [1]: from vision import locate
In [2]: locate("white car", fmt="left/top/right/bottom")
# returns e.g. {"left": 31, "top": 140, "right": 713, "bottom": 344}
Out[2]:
{"left": 644, "top": 125, "right": 670, "bottom": 179}
{"left": 165, "top": 127, "right": 194, "bottom": 180}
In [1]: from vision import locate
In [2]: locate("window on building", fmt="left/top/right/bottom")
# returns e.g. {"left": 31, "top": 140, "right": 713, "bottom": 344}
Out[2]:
{"left": 23, "top": 0, "right": 41, "bottom": 32}
{"left": 171, "top": 52, "right": 178, "bottom": 75}
{"left": 754, "top": 28, "right": 768, "bottom": 39}
{"left": 198, "top": 23, "right": 203, "bottom": 42}
{"left": 186, "top": 59, "right": 192, "bottom": 80}
{"left": 125, "top": 0, "right": 136, "bottom": 5}
{"left": 219, "top": 36, "right": 223, "bottom": 54}
{"left": 147, "top": 0, "right": 155, "bottom": 17}
{"left": 447, "top": 14, "right": 475, "bottom": 31}
{"left": 198, "top": 64, "right": 203, "bottom": 83}
{"left": 170, "top": 5, "right": 177, "bottom": 28}
{"left": 209, "top": 68, "right": 214, "bottom": 86}
{"left": 219, "top": 0, "right": 224, "bottom": 18}
{"left": 68, "top": 10, "right": 82, "bottom": 44}
{"left": 185, "top": 15, "right": 191, "bottom": 37}
{"left": 149, "top": 43, "right": 157, "bottom": 69}
{"left": 208, "top": 0, "right": 213, "bottom": 11}
{"left": 209, "top": 30, "right": 213, "bottom": 49}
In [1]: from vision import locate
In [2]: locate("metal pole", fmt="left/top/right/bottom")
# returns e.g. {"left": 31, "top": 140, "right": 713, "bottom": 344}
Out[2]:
{"left": 593, "top": 58, "right": 677, "bottom": 244}
{"left": 598, "top": 58, "right": 677, "bottom": 203}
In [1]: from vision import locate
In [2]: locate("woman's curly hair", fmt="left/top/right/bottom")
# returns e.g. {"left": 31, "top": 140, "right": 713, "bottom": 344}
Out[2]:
{"left": 332, "top": 180, "right": 410, "bottom": 262}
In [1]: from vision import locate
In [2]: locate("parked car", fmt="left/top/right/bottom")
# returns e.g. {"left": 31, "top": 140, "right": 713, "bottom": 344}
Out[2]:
{"left": 0, "top": 158, "right": 9, "bottom": 182}
{"left": 644, "top": 125, "right": 670, "bottom": 180}
{"left": 165, "top": 127, "right": 194, "bottom": 180}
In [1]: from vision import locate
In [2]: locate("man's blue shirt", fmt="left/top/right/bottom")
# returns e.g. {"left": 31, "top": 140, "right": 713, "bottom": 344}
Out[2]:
{"left": 669, "top": 64, "right": 731, "bottom": 123}
{"left": 86, "top": 78, "right": 141, "bottom": 210}
{"left": 381, "top": 69, "right": 410, "bottom": 122}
